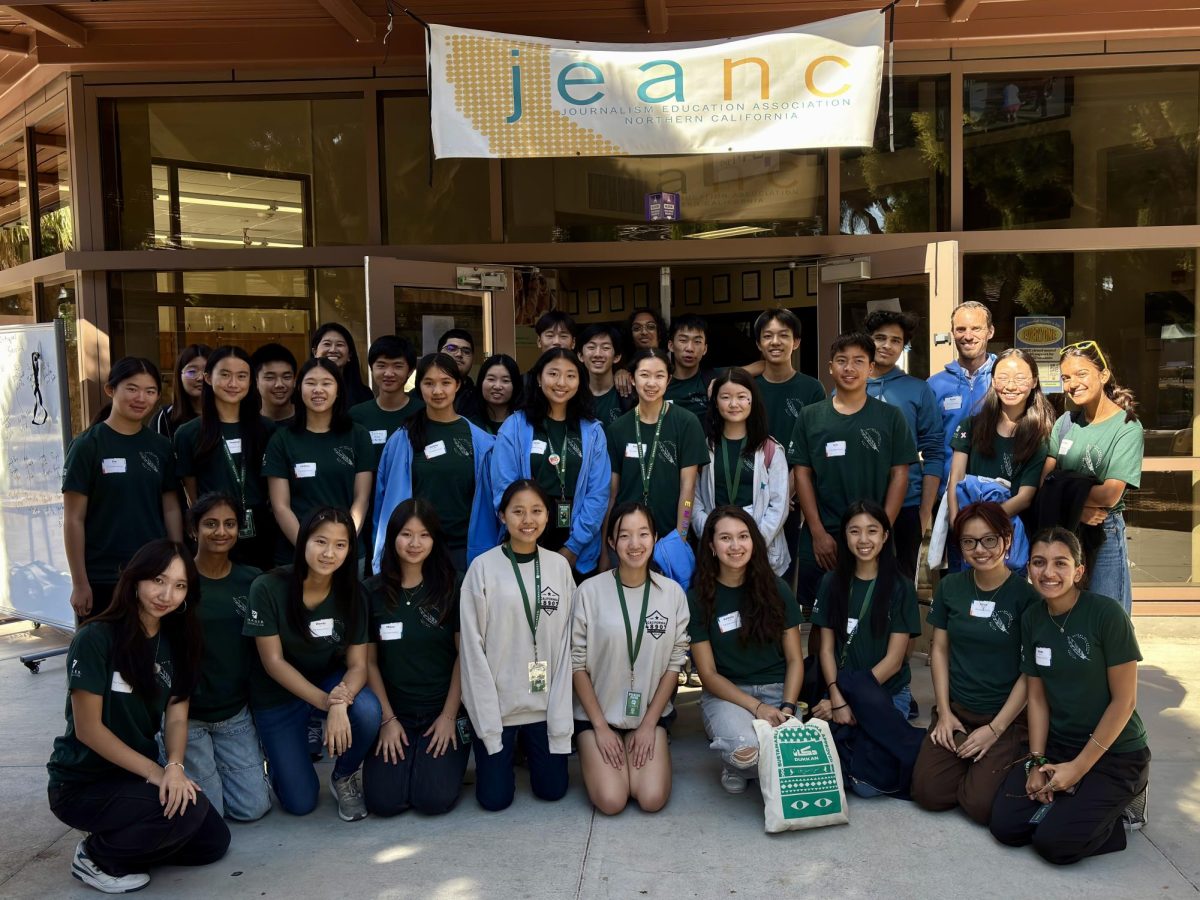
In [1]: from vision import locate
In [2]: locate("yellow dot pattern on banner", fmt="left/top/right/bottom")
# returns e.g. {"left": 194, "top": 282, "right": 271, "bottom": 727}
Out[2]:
{"left": 444, "top": 34, "right": 628, "bottom": 157}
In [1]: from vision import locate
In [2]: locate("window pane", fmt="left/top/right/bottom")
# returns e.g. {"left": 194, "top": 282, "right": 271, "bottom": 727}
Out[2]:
{"left": 964, "top": 69, "right": 1200, "bottom": 229}
{"left": 841, "top": 76, "right": 949, "bottom": 234}
{"left": 1126, "top": 471, "right": 1198, "bottom": 586}
{"left": 0, "top": 131, "right": 30, "bottom": 268}
{"left": 381, "top": 95, "right": 491, "bottom": 244}
{"left": 33, "top": 104, "right": 72, "bottom": 255}
{"left": 101, "top": 97, "right": 366, "bottom": 250}
{"left": 504, "top": 151, "right": 825, "bottom": 242}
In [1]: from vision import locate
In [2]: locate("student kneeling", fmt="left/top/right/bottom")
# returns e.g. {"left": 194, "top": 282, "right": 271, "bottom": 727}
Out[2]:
{"left": 573, "top": 502, "right": 690, "bottom": 814}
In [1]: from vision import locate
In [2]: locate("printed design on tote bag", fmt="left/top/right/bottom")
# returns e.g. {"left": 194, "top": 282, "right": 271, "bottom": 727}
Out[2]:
{"left": 539, "top": 585, "right": 561, "bottom": 615}
{"left": 1066, "top": 632, "right": 1091, "bottom": 662}
{"left": 334, "top": 447, "right": 355, "bottom": 467}
{"left": 860, "top": 428, "right": 881, "bottom": 452}
{"left": 139, "top": 451, "right": 161, "bottom": 474}
{"left": 645, "top": 610, "right": 668, "bottom": 640}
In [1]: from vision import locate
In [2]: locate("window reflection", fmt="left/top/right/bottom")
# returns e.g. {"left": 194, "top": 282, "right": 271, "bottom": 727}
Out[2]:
{"left": 32, "top": 104, "right": 72, "bottom": 255}
{"left": 0, "top": 131, "right": 30, "bottom": 268}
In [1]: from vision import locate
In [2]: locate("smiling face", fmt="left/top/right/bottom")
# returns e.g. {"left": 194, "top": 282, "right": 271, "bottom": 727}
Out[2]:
{"left": 300, "top": 367, "right": 339, "bottom": 414}
{"left": 715, "top": 380, "right": 752, "bottom": 426}
{"left": 195, "top": 502, "right": 240, "bottom": 556}
{"left": 870, "top": 323, "right": 906, "bottom": 372}
{"left": 180, "top": 356, "right": 207, "bottom": 401}
{"left": 829, "top": 345, "right": 873, "bottom": 393}
{"left": 501, "top": 488, "right": 548, "bottom": 548}
{"left": 611, "top": 508, "right": 655, "bottom": 571}
{"left": 393, "top": 516, "right": 433, "bottom": 569}
{"left": 951, "top": 306, "right": 994, "bottom": 365}
{"left": 315, "top": 333, "right": 350, "bottom": 368}
{"left": 537, "top": 323, "right": 575, "bottom": 352}
{"left": 539, "top": 358, "right": 579, "bottom": 408}
{"left": 757, "top": 317, "right": 799, "bottom": 366}
{"left": 1029, "top": 540, "right": 1084, "bottom": 602}
{"left": 305, "top": 521, "right": 351, "bottom": 577}
{"left": 481, "top": 365, "right": 514, "bottom": 408}
{"left": 257, "top": 362, "right": 295, "bottom": 411}
{"left": 420, "top": 364, "right": 459, "bottom": 413}
{"left": 992, "top": 355, "right": 1035, "bottom": 411}
{"left": 136, "top": 556, "right": 189, "bottom": 624}
{"left": 845, "top": 512, "right": 887, "bottom": 564}
{"left": 107, "top": 372, "right": 160, "bottom": 422}
{"left": 1060, "top": 354, "right": 1108, "bottom": 408}
{"left": 207, "top": 356, "right": 251, "bottom": 407}
{"left": 371, "top": 356, "right": 411, "bottom": 397}
{"left": 710, "top": 515, "right": 754, "bottom": 571}
{"left": 633, "top": 356, "right": 670, "bottom": 405}
{"left": 958, "top": 516, "right": 1010, "bottom": 574}
{"left": 669, "top": 328, "right": 707, "bottom": 371}
{"left": 630, "top": 312, "right": 660, "bottom": 350}
{"left": 580, "top": 334, "right": 618, "bottom": 377}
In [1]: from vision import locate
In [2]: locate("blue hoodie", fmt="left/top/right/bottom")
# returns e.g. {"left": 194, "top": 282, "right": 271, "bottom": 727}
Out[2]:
{"left": 372, "top": 420, "right": 500, "bottom": 572}
{"left": 867, "top": 368, "right": 945, "bottom": 509}
{"left": 927, "top": 354, "right": 996, "bottom": 486}
{"left": 490, "top": 411, "right": 610, "bottom": 574}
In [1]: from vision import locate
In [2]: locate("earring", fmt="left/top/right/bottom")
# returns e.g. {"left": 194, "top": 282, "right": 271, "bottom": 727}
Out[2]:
{"left": 180, "top": 600, "right": 188, "bottom": 613}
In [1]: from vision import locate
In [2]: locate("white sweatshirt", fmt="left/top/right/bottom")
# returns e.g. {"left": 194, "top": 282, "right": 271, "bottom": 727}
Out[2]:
{"left": 571, "top": 570, "right": 690, "bottom": 729}
{"left": 460, "top": 545, "right": 576, "bottom": 755}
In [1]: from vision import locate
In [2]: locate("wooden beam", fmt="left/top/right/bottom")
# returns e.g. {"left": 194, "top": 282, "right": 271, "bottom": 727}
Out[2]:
{"left": 317, "top": 0, "right": 376, "bottom": 43}
{"left": 0, "top": 5, "right": 85, "bottom": 48}
{"left": 946, "top": 0, "right": 985, "bottom": 22}
{"left": 644, "top": 0, "right": 668, "bottom": 34}
{"left": 0, "top": 30, "right": 30, "bottom": 56}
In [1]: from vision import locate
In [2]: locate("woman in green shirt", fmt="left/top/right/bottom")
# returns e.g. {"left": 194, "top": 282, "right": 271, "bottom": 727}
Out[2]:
{"left": 472, "top": 354, "right": 523, "bottom": 436}
{"left": 991, "top": 527, "right": 1150, "bottom": 863}
{"left": 912, "top": 501, "right": 1037, "bottom": 825}
{"left": 361, "top": 498, "right": 470, "bottom": 817}
{"left": 687, "top": 506, "right": 803, "bottom": 795}
{"left": 47, "top": 539, "right": 229, "bottom": 895}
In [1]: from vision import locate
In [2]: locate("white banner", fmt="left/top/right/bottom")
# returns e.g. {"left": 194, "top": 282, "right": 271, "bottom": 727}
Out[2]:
{"left": 429, "top": 11, "right": 885, "bottom": 159}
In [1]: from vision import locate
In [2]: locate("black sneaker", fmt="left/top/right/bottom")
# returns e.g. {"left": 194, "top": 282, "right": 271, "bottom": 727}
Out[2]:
{"left": 1123, "top": 786, "right": 1148, "bottom": 831}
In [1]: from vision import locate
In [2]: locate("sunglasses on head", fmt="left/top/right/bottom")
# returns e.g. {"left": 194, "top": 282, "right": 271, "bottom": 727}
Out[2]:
{"left": 1059, "top": 340, "right": 1108, "bottom": 372}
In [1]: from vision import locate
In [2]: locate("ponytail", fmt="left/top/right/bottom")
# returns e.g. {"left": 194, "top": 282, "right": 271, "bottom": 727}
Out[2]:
{"left": 1061, "top": 341, "right": 1138, "bottom": 423}
{"left": 1105, "top": 380, "right": 1138, "bottom": 422}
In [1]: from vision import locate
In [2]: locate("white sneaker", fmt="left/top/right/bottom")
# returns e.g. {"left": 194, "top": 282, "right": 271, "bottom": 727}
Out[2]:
{"left": 71, "top": 841, "right": 149, "bottom": 894}
{"left": 720, "top": 767, "right": 748, "bottom": 794}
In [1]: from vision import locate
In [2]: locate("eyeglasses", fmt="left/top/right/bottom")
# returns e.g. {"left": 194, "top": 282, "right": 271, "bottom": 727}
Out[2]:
{"left": 1059, "top": 340, "right": 1108, "bottom": 372}
{"left": 993, "top": 375, "right": 1032, "bottom": 388}
{"left": 959, "top": 533, "right": 1002, "bottom": 551}
{"left": 441, "top": 343, "right": 470, "bottom": 355}
{"left": 631, "top": 323, "right": 658, "bottom": 333}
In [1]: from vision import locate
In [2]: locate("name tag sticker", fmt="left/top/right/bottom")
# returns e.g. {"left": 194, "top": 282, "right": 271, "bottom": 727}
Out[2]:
{"left": 970, "top": 600, "right": 996, "bottom": 618}
{"left": 293, "top": 462, "right": 317, "bottom": 478}
{"left": 1059, "top": 439, "right": 1074, "bottom": 454}
{"left": 847, "top": 617, "right": 859, "bottom": 635}
{"left": 825, "top": 440, "right": 847, "bottom": 458}
{"left": 379, "top": 622, "right": 403, "bottom": 641}
{"left": 101, "top": 457, "right": 127, "bottom": 475}
{"left": 530, "top": 439, "right": 548, "bottom": 455}
{"left": 943, "top": 396, "right": 963, "bottom": 411}
{"left": 309, "top": 618, "right": 334, "bottom": 638}
{"left": 1035, "top": 646, "right": 1052, "bottom": 667}
{"left": 111, "top": 671, "right": 134, "bottom": 693}
{"left": 717, "top": 611, "right": 742, "bottom": 633}
{"left": 625, "top": 442, "right": 644, "bottom": 459}
{"left": 369, "top": 429, "right": 388, "bottom": 445}
{"left": 225, "top": 438, "right": 243, "bottom": 454}
{"left": 424, "top": 440, "right": 447, "bottom": 459}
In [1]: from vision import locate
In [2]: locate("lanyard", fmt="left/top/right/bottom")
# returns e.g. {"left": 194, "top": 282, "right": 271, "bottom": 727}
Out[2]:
{"left": 505, "top": 545, "right": 542, "bottom": 661}
{"left": 221, "top": 433, "right": 246, "bottom": 508}
{"left": 541, "top": 421, "right": 569, "bottom": 499}
{"left": 633, "top": 402, "right": 667, "bottom": 506}
{"left": 721, "top": 437, "right": 745, "bottom": 504}
{"left": 839, "top": 578, "right": 876, "bottom": 669}
{"left": 613, "top": 570, "right": 652, "bottom": 688}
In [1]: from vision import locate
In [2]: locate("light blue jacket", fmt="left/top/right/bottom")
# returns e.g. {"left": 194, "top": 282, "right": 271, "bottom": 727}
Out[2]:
{"left": 927, "top": 354, "right": 996, "bottom": 487}
{"left": 372, "top": 420, "right": 499, "bottom": 572}
{"left": 490, "top": 412, "right": 610, "bottom": 574}
{"left": 867, "top": 368, "right": 946, "bottom": 509}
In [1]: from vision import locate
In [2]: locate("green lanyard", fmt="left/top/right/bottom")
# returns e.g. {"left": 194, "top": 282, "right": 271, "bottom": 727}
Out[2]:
{"left": 721, "top": 437, "right": 745, "bottom": 504}
{"left": 633, "top": 402, "right": 668, "bottom": 506}
{"left": 839, "top": 578, "right": 876, "bottom": 669}
{"left": 221, "top": 435, "right": 246, "bottom": 509}
{"left": 505, "top": 545, "right": 542, "bottom": 661}
{"left": 542, "top": 421, "right": 569, "bottom": 499}
{"left": 613, "top": 570, "right": 652, "bottom": 689}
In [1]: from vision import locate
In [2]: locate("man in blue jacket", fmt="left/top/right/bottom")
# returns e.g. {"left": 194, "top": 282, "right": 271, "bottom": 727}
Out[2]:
{"left": 927, "top": 301, "right": 997, "bottom": 490}
{"left": 865, "top": 310, "right": 944, "bottom": 580}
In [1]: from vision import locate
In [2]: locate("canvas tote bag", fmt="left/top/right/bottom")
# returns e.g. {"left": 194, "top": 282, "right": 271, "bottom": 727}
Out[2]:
{"left": 753, "top": 716, "right": 850, "bottom": 833}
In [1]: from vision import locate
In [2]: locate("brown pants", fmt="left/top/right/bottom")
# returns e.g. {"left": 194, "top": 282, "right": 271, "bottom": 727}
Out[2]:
{"left": 911, "top": 702, "right": 1027, "bottom": 825}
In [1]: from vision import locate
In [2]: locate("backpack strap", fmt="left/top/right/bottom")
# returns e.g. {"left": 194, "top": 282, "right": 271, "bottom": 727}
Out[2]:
{"left": 764, "top": 438, "right": 777, "bottom": 469}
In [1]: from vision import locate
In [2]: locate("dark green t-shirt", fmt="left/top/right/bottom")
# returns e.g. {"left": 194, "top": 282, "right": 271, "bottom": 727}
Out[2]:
{"left": 242, "top": 570, "right": 369, "bottom": 709}
{"left": 812, "top": 573, "right": 921, "bottom": 696}
{"left": 950, "top": 416, "right": 1047, "bottom": 493}
{"left": 364, "top": 574, "right": 462, "bottom": 717}
{"left": 1020, "top": 590, "right": 1147, "bottom": 753}
{"left": 1050, "top": 411, "right": 1144, "bottom": 513}
{"left": 591, "top": 386, "right": 626, "bottom": 429}
{"left": 192, "top": 563, "right": 261, "bottom": 723}
{"left": 755, "top": 372, "right": 826, "bottom": 444}
{"left": 531, "top": 418, "right": 583, "bottom": 501}
{"left": 469, "top": 413, "right": 506, "bottom": 436}
{"left": 928, "top": 571, "right": 1039, "bottom": 714}
{"left": 663, "top": 372, "right": 711, "bottom": 419}
{"left": 262, "top": 424, "right": 375, "bottom": 525}
{"left": 786, "top": 397, "right": 919, "bottom": 532}
{"left": 686, "top": 577, "right": 802, "bottom": 684}
{"left": 349, "top": 398, "right": 425, "bottom": 470}
{"left": 714, "top": 436, "right": 755, "bottom": 507}
{"left": 411, "top": 418, "right": 476, "bottom": 551}
{"left": 47, "top": 622, "right": 174, "bottom": 789}
{"left": 61, "top": 423, "right": 178, "bottom": 584}
{"left": 174, "top": 416, "right": 274, "bottom": 509}
{"left": 607, "top": 403, "right": 709, "bottom": 538}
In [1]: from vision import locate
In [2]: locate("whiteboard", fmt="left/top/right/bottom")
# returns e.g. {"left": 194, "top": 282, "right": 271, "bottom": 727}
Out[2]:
{"left": 0, "top": 321, "right": 74, "bottom": 630}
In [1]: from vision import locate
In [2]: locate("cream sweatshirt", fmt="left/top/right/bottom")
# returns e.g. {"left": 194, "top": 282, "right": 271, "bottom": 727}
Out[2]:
{"left": 571, "top": 570, "right": 690, "bottom": 729}
{"left": 460, "top": 544, "right": 576, "bottom": 755}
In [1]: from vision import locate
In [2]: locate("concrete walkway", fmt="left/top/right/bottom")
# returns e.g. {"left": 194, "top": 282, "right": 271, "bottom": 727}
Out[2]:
{"left": 1, "top": 618, "right": 1196, "bottom": 899}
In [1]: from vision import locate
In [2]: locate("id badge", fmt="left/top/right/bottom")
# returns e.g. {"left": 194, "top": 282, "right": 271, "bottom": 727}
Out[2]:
{"left": 239, "top": 507, "right": 256, "bottom": 540}
{"left": 528, "top": 661, "right": 548, "bottom": 694}
{"left": 625, "top": 690, "right": 643, "bottom": 717}
{"left": 456, "top": 715, "right": 474, "bottom": 745}
{"left": 556, "top": 501, "right": 572, "bottom": 530}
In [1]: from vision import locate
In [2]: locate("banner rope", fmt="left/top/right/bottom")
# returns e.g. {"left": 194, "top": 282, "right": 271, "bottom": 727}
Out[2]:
{"left": 881, "top": 0, "right": 898, "bottom": 152}
{"left": 402, "top": 7, "right": 436, "bottom": 184}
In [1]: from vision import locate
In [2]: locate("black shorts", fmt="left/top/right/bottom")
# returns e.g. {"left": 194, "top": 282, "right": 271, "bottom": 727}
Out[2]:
{"left": 574, "top": 710, "right": 676, "bottom": 737}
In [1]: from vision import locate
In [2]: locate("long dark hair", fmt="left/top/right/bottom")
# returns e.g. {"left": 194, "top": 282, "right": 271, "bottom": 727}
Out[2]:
{"left": 970, "top": 348, "right": 1055, "bottom": 464}
{"left": 378, "top": 499, "right": 457, "bottom": 626}
{"left": 824, "top": 500, "right": 895, "bottom": 641}
{"left": 93, "top": 356, "right": 162, "bottom": 426}
{"left": 693, "top": 506, "right": 785, "bottom": 647}
{"left": 290, "top": 357, "right": 352, "bottom": 434}
{"left": 477, "top": 353, "right": 525, "bottom": 415}
{"left": 523, "top": 348, "right": 594, "bottom": 429}
{"left": 92, "top": 540, "right": 202, "bottom": 701}
{"left": 1059, "top": 340, "right": 1138, "bottom": 422}
{"left": 280, "top": 506, "right": 361, "bottom": 646}
{"left": 195, "top": 346, "right": 268, "bottom": 473}
{"left": 704, "top": 367, "right": 769, "bottom": 456}
{"left": 168, "top": 343, "right": 211, "bottom": 430}
{"left": 407, "top": 353, "right": 464, "bottom": 453}
{"left": 311, "top": 322, "right": 368, "bottom": 402}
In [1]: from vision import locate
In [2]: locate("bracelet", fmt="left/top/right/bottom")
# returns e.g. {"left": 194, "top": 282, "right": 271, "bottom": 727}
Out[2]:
{"left": 830, "top": 703, "right": 848, "bottom": 711}
{"left": 165, "top": 761, "right": 185, "bottom": 772}
{"left": 380, "top": 715, "right": 398, "bottom": 728}
{"left": 987, "top": 722, "right": 1001, "bottom": 739}
{"left": 754, "top": 702, "right": 764, "bottom": 718}
{"left": 1024, "top": 756, "right": 1048, "bottom": 775}
{"left": 1088, "top": 733, "right": 1110, "bottom": 753}
{"left": 779, "top": 701, "right": 797, "bottom": 713}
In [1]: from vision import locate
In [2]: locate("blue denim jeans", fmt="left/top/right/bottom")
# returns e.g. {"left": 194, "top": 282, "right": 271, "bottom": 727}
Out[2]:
{"left": 159, "top": 705, "right": 271, "bottom": 821}
{"left": 1088, "top": 512, "right": 1133, "bottom": 615}
{"left": 472, "top": 721, "right": 568, "bottom": 812}
{"left": 251, "top": 669, "right": 382, "bottom": 816}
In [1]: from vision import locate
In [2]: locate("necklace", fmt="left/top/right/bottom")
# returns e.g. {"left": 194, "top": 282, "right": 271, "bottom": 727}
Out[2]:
{"left": 401, "top": 582, "right": 424, "bottom": 606}
{"left": 1050, "top": 592, "right": 1081, "bottom": 634}
{"left": 971, "top": 569, "right": 1011, "bottom": 605}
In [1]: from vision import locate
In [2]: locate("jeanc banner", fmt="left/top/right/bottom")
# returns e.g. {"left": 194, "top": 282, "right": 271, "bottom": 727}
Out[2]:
{"left": 429, "top": 10, "right": 885, "bottom": 159}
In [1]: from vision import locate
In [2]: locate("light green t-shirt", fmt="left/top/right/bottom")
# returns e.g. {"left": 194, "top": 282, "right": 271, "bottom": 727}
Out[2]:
{"left": 1050, "top": 410, "right": 1144, "bottom": 513}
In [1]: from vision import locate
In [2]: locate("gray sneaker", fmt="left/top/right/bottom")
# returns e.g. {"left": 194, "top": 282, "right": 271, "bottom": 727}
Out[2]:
{"left": 720, "top": 766, "right": 748, "bottom": 794}
{"left": 330, "top": 771, "right": 368, "bottom": 821}
{"left": 1123, "top": 786, "right": 1148, "bottom": 831}
{"left": 72, "top": 840, "right": 150, "bottom": 894}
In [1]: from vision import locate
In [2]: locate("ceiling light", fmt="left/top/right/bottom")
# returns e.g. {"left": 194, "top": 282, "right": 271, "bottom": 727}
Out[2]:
{"left": 685, "top": 225, "right": 773, "bottom": 240}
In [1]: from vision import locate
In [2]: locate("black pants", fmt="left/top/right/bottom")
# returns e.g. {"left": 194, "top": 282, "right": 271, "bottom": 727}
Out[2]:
{"left": 361, "top": 711, "right": 471, "bottom": 817}
{"left": 48, "top": 777, "right": 231, "bottom": 877}
{"left": 990, "top": 742, "right": 1150, "bottom": 865}
{"left": 894, "top": 505, "right": 922, "bottom": 582}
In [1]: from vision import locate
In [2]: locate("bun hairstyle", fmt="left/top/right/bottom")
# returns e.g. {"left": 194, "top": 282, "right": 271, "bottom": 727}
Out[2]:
{"left": 1060, "top": 341, "right": 1138, "bottom": 422}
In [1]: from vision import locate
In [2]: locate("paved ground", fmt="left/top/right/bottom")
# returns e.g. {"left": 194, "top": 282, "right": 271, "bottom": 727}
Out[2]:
{"left": 0, "top": 617, "right": 1196, "bottom": 900}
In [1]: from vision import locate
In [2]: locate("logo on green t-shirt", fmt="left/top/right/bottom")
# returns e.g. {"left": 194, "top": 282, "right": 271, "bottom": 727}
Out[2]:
{"left": 646, "top": 610, "right": 668, "bottom": 640}
{"left": 990, "top": 609, "right": 1014, "bottom": 635}
{"left": 658, "top": 440, "right": 677, "bottom": 465}
{"left": 139, "top": 451, "right": 160, "bottom": 473}
{"left": 1082, "top": 446, "right": 1105, "bottom": 476}
{"left": 453, "top": 438, "right": 472, "bottom": 457}
{"left": 1066, "top": 633, "right": 1092, "bottom": 661}
{"left": 233, "top": 594, "right": 249, "bottom": 617}
{"left": 334, "top": 446, "right": 354, "bottom": 466}
{"left": 155, "top": 660, "right": 173, "bottom": 690}
{"left": 860, "top": 428, "right": 881, "bottom": 452}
